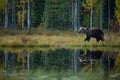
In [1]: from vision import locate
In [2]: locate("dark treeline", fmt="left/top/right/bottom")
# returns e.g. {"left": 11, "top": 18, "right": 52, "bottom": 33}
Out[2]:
{"left": 0, "top": 0, "right": 120, "bottom": 32}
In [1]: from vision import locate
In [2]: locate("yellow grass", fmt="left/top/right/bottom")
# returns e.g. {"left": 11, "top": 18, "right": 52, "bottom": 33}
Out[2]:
{"left": 0, "top": 31, "right": 120, "bottom": 47}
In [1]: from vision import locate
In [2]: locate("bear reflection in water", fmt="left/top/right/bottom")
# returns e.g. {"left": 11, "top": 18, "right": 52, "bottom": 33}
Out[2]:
{"left": 78, "top": 50, "right": 103, "bottom": 62}
{"left": 78, "top": 50, "right": 118, "bottom": 69}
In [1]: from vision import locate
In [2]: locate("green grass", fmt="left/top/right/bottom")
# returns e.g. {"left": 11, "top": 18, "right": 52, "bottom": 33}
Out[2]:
{"left": 0, "top": 30, "right": 120, "bottom": 47}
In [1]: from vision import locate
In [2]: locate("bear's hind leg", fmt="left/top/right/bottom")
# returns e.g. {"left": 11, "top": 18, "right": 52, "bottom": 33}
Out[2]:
{"left": 96, "top": 37, "right": 100, "bottom": 42}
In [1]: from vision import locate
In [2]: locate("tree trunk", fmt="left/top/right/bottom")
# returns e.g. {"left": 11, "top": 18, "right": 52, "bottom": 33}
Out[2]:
{"left": 90, "top": 4, "right": 93, "bottom": 29}
{"left": 100, "top": 0, "right": 103, "bottom": 30}
{"left": 108, "top": 0, "right": 110, "bottom": 33}
{"left": 12, "top": 53, "right": 16, "bottom": 70}
{"left": 27, "top": 53, "right": 30, "bottom": 71}
{"left": 27, "top": 0, "right": 31, "bottom": 31}
{"left": 22, "top": 53, "right": 25, "bottom": 70}
{"left": 5, "top": 0, "right": 8, "bottom": 29}
{"left": 119, "top": 28, "right": 120, "bottom": 34}
{"left": 119, "top": 24, "right": 120, "bottom": 34}
{"left": 22, "top": 1, "right": 25, "bottom": 29}
{"left": 73, "top": 49, "right": 77, "bottom": 73}
{"left": 72, "top": 0, "right": 80, "bottom": 32}
{"left": 44, "top": 0, "right": 47, "bottom": 31}
{"left": 77, "top": 0, "right": 80, "bottom": 30}
{"left": 4, "top": 51, "right": 8, "bottom": 70}
{"left": 74, "top": 1, "right": 78, "bottom": 32}
{"left": 72, "top": 0, "right": 74, "bottom": 31}
{"left": 107, "top": 53, "right": 110, "bottom": 76}
{"left": 12, "top": 0, "right": 16, "bottom": 31}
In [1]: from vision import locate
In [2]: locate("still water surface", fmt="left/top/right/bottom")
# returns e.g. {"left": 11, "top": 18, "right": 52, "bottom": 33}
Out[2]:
{"left": 0, "top": 47, "right": 120, "bottom": 80}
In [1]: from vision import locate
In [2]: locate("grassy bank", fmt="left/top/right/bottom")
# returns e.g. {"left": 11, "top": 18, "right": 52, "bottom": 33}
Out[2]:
{"left": 0, "top": 30, "right": 120, "bottom": 47}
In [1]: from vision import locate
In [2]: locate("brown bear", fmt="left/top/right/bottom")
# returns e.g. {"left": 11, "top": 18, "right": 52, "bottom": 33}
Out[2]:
{"left": 78, "top": 27, "right": 104, "bottom": 42}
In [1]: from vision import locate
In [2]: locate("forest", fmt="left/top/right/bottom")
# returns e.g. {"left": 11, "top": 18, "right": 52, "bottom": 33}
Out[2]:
{"left": 1, "top": 1, "right": 120, "bottom": 80}
{"left": 0, "top": 0, "right": 120, "bottom": 47}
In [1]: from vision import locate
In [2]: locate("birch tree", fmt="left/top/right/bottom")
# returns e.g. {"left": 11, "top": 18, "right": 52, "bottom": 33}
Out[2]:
{"left": 100, "top": 0, "right": 103, "bottom": 30}
{"left": 72, "top": 0, "right": 80, "bottom": 32}
{"left": 90, "top": 1, "right": 93, "bottom": 29}
{"left": 12, "top": 0, "right": 16, "bottom": 31}
{"left": 27, "top": 0, "right": 31, "bottom": 31}
{"left": 5, "top": 0, "right": 8, "bottom": 29}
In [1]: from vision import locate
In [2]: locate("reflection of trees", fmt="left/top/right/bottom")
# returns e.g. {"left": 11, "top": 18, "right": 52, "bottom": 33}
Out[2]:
{"left": 0, "top": 50, "right": 4, "bottom": 68}
{"left": 4, "top": 51, "right": 8, "bottom": 70}
{"left": 113, "top": 52, "right": 120, "bottom": 80}
{"left": 4, "top": 51, "right": 18, "bottom": 71}
{"left": 31, "top": 50, "right": 43, "bottom": 67}
{"left": 0, "top": 49, "right": 27, "bottom": 71}
{"left": 71, "top": 49, "right": 81, "bottom": 73}
{"left": 0, "top": 48, "right": 120, "bottom": 78}
{"left": 31, "top": 48, "right": 72, "bottom": 71}
{"left": 115, "top": 52, "right": 120, "bottom": 73}
{"left": 78, "top": 50, "right": 119, "bottom": 73}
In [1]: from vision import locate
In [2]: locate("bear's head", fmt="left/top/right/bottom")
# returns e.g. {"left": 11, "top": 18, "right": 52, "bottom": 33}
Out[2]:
{"left": 78, "top": 27, "right": 88, "bottom": 33}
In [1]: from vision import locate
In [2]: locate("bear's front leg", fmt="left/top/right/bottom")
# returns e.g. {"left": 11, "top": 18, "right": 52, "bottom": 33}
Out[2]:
{"left": 84, "top": 36, "right": 90, "bottom": 41}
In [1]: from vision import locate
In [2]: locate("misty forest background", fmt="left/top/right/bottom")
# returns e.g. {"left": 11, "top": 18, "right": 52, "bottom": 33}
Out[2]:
{"left": 0, "top": 0, "right": 120, "bottom": 34}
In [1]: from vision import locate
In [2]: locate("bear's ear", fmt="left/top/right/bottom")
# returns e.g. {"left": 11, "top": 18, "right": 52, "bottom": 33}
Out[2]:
{"left": 78, "top": 27, "right": 87, "bottom": 33}
{"left": 78, "top": 27, "right": 83, "bottom": 33}
{"left": 78, "top": 27, "right": 82, "bottom": 33}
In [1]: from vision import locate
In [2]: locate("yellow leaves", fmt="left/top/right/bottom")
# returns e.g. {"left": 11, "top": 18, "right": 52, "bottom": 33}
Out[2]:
{"left": 115, "top": 0, "right": 120, "bottom": 7}
{"left": 20, "top": 0, "right": 27, "bottom": 4}
{"left": 115, "top": 53, "right": 120, "bottom": 72}
{"left": 115, "top": 10, "right": 120, "bottom": 24}
{"left": 0, "top": 0, "right": 5, "bottom": 11}
{"left": 81, "top": 0, "right": 97, "bottom": 14}
{"left": 115, "top": 0, "right": 120, "bottom": 25}
{"left": 82, "top": 0, "right": 95, "bottom": 11}
{"left": 17, "top": 11, "right": 22, "bottom": 26}
{"left": 17, "top": 10, "right": 26, "bottom": 28}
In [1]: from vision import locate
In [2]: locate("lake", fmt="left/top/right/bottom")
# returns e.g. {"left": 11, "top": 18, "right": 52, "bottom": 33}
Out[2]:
{"left": 0, "top": 47, "right": 120, "bottom": 80}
